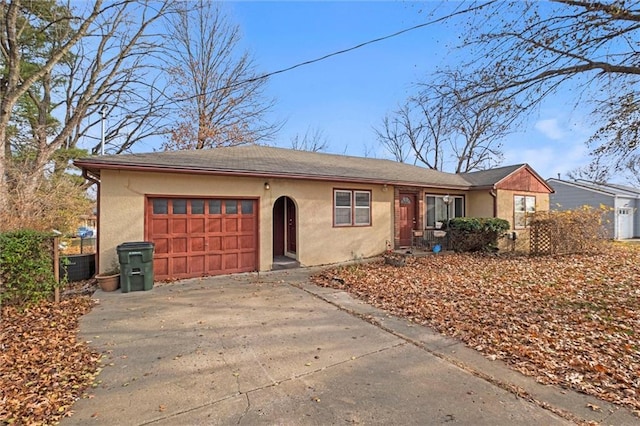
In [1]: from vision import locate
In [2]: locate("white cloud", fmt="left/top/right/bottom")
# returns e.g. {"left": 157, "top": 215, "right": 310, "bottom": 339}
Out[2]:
{"left": 503, "top": 142, "right": 589, "bottom": 180}
{"left": 534, "top": 118, "right": 565, "bottom": 140}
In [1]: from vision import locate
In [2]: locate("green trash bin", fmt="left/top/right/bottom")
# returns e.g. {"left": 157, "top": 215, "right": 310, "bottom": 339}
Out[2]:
{"left": 117, "top": 241, "right": 155, "bottom": 293}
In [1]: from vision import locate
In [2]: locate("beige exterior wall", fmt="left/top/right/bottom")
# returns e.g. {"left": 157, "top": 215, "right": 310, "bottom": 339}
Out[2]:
{"left": 465, "top": 190, "right": 494, "bottom": 218}
{"left": 98, "top": 170, "right": 394, "bottom": 274}
{"left": 496, "top": 189, "right": 550, "bottom": 229}
{"left": 463, "top": 189, "right": 550, "bottom": 254}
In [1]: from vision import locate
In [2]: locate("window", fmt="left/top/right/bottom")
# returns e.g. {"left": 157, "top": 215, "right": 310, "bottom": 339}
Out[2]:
{"left": 425, "top": 195, "right": 464, "bottom": 227}
{"left": 241, "top": 200, "right": 254, "bottom": 214}
{"left": 208, "top": 199, "right": 221, "bottom": 214}
{"left": 191, "top": 199, "right": 204, "bottom": 214}
{"left": 172, "top": 199, "right": 187, "bottom": 214}
{"left": 225, "top": 200, "right": 238, "bottom": 214}
{"left": 152, "top": 199, "right": 168, "bottom": 214}
{"left": 354, "top": 191, "right": 371, "bottom": 225}
{"left": 514, "top": 195, "right": 535, "bottom": 228}
{"left": 334, "top": 190, "right": 371, "bottom": 226}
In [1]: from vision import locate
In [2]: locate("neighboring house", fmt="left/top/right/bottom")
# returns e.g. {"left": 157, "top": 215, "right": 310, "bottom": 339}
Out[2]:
{"left": 547, "top": 178, "right": 640, "bottom": 240}
{"left": 75, "top": 145, "right": 552, "bottom": 280}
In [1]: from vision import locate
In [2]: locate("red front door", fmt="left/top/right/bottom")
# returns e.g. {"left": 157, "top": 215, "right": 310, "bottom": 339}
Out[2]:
{"left": 399, "top": 193, "right": 416, "bottom": 247}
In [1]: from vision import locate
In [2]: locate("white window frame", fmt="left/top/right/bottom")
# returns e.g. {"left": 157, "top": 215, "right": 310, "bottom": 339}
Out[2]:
{"left": 354, "top": 191, "right": 371, "bottom": 226}
{"left": 514, "top": 195, "right": 536, "bottom": 229}
{"left": 333, "top": 189, "right": 371, "bottom": 227}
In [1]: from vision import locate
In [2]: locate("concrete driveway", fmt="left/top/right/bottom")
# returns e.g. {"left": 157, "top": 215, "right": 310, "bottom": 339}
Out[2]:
{"left": 63, "top": 268, "right": 634, "bottom": 425}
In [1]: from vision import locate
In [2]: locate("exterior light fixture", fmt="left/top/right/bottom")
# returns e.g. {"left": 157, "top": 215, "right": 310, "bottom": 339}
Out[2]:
{"left": 442, "top": 194, "right": 453, "bottom": 220}
{"left": 264, "top": 182, "right": 270, "bottom": 190}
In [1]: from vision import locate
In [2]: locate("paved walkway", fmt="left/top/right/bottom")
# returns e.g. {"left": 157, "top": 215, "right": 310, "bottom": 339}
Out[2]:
{"left": 63, "top": 267, "right": 637, "bottom": 425}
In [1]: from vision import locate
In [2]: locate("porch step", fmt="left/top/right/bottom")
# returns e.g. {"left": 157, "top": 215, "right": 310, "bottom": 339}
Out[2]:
{"left": 272, "top": 256, "right": 300, "bottom": 270}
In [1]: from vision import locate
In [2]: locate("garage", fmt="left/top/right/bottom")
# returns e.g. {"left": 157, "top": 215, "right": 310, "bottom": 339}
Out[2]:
{"left": 146, "top": 197, "right": 258, "bottom": 280}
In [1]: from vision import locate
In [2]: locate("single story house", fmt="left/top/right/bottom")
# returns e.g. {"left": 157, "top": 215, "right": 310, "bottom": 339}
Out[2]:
{"left": 75, "top": 145, "right": 552, "bottom": 280}
{"left": 547, "top": 178, "right": 640, "bottom": 240}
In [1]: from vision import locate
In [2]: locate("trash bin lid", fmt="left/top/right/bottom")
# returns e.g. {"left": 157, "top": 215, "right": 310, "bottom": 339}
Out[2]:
{"left": 117, "top": 241, "right": 155, "bottom": 251}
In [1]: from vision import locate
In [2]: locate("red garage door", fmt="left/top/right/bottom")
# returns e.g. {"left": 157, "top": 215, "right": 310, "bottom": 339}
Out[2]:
{"left": 146, "top": 198, "right": 258, "bottom": 280}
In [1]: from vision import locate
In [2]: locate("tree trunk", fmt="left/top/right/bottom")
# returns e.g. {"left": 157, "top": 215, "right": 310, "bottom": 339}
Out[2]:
{"left": 0, "top": 123, "right": 9, "bottom": 214}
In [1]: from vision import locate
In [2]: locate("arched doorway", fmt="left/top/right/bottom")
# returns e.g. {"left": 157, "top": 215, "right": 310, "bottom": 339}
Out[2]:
{"left": 273, "top": 196, "right": 298, "bottom": 268}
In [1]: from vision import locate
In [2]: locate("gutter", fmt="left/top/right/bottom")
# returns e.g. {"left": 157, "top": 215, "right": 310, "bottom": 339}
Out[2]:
{"left": 82, "top": 167, "right": 100, "bottom": 185}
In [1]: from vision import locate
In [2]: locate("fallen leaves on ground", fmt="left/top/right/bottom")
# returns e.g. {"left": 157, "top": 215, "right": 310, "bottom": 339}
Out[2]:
{"left": 312, "top": 244, "right": 640, "bottom": 412}
{"left": 0, "top": 296, "right": 101, "bottom": 424}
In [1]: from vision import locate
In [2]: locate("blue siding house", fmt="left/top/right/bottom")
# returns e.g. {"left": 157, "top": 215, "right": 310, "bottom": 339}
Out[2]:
{"left": 547, "top": 179, "right": 639, "bottom": 240}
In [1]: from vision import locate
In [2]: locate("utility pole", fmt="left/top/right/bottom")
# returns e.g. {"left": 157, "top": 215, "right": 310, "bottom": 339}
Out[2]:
{"left": 100, "top": 105, "right": 107, "bottom": 155}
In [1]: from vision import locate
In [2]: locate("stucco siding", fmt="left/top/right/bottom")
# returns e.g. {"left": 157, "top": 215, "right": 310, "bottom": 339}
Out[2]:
{"left": 496, "top": 189, "right": 550, "bottom": 230}
{"left": 98, "top": 170, "right": 393, "bottom": 274}
{"left": 466, "top": 190, "right": 494, "bottom": 218}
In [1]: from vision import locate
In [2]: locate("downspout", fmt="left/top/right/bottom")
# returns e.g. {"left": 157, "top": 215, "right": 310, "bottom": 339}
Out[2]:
{"left": 489, "top": 187, "right": 497, "bottom": 218}
{"left": 82, "top": 169, "right": 102, "bottom": 273}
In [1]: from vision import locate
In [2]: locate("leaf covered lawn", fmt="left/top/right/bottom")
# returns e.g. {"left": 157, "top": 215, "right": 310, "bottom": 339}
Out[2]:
{"left": 0, "top": 296, "right": 100, "bottom": 424}
{"left": 312, "top": 244, "right": 640, "bottom": 412}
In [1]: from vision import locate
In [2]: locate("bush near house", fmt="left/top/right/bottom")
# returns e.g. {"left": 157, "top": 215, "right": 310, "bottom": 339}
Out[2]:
{"left": 447, "top": 217, "right": 510, "bottom": 252}
{"left": 0, "top": 230, "right": 59, "bottom": 307}
{"left": 529, "top": 206, "right": 609, "bottom": 255}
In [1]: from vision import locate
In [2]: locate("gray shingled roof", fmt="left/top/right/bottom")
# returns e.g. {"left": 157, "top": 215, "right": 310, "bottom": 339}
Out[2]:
{"left": 460, "top": 164, "right": 525, "bottom": 187}
{"left": 76, "top": 145, "right": 473, "bottom": 188}
{"left": 548, "top": 179, "right": 640, "bottom": 197}
{"left": 576, "top": 180, "right": 640, "bottom": 196}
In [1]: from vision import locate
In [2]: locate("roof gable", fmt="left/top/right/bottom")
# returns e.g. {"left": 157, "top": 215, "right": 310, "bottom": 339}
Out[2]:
{"left": 460, "top": 164, "right": 524, "bottom": 186}
{"left": 462, "top": 164, "right": 553, "bottom": 193}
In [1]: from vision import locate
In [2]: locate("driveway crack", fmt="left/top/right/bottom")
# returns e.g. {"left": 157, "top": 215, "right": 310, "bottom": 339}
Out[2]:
{"left": 237, "top": 393, "right": 250, "bottom": 425}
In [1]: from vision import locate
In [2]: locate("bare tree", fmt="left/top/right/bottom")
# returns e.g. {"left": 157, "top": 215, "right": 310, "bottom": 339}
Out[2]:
{"left": 567, "top": 160, "right": 612, "bottom": 184}
{"left": 433, "top": 72, "right": 519, "bottom": 173}
{"left": 375, "top": 112, "right": 411, "bottom": 163}
{"left": 443, "top": 0, "right": 640, "bottom": 179}
{"left": 290, "top": 126, "right": 329, "bottom": 152}
{"left": 375, "top": 100, "right": 445, "bottom": 169}
{"left": 162, "top": 0, "right": 279, "bottom": 151}
{"left": 0, "top": 0, "right": 95, "bottom": 209}
{"left": 622, "top": 158, "right": 640, "bottom": 187}
{"left": 377, "top": 72, "right": 520, "bottom": 173}
{"left": 65, "top": 40, "right": 173, "bottom": 156}
{"left": 0, "top": 0, "right": 171, "bottom": 219}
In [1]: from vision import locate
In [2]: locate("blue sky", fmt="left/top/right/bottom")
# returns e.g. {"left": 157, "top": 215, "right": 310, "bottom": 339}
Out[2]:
{"left": 225, "top": 2, "right": 592, "bottom": 179}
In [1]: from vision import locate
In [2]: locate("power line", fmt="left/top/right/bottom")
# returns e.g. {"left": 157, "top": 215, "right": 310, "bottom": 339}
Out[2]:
{"left": 174, "top": 1, "right": 490, "bottom": 103}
